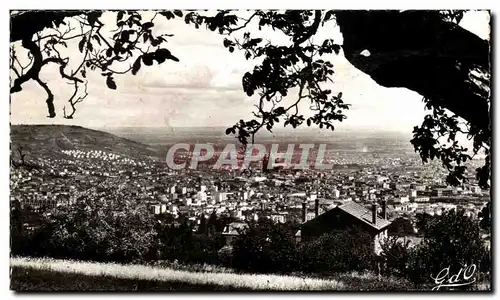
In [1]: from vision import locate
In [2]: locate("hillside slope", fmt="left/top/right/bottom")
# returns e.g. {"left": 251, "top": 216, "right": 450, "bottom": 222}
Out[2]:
{"left": 10, "top": 125, "right": 159, "bottom": 161}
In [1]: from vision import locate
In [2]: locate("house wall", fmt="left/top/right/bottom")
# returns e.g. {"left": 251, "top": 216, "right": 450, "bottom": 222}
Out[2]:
{"left": 374, "top": 229, "right": 388, "bottom": 255}
{"left": 224, "top": 235, "right": 236, "bottom": 246}
{"left": 300, "top": 207, "right": 388, "bottom": 254}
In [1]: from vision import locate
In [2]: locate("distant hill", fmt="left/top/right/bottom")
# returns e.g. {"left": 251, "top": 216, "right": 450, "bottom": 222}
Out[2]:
{"left": 10, "top": 125, "right": 159, "bottom": 161}
{"left": 103, "top": 126, "right": 414, "bottom": 146}
{"left": 102, "top": 126, "right": 416, "bottom": 156}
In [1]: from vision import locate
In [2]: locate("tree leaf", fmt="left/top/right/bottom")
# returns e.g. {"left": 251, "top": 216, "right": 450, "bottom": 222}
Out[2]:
{"left": 154, "top": 48, "right": 179, "bottom": 63}
{"left": 78, "top": 36, "right": 86, "bottom": 53}
{"left": 117, "top": 11, "right": 124, "bottom": 22}
{"left": 242, "top": 72, "right": 254, "bottom": 96}
{"left": 142, "top": 54, "right": 154, "bottom": 66}
{"left": 173, "top": 10, "right": 183, "bottom": 18}
{"left": 106, "top": 76, "right": 117, "bottom": 90}
{"left": 105, "top": 48, "right": 113, "bottom": 57}
{"left": 167, "top": 53, "right": 179, "bottom": 62}
{"left": 142, "top": 22, "right": 154, "bottom": 30}
{"left": 92, "top": 35, "right": 101, "bottom": 46}
{"left": 324, "top": 10, "right": 335, "bottom": 22}
{"left": 250, "top": 38, "right": 262, "bottom": 46}
{"left": 132, "top": 57, "right": 142, "bottom": 75}
{"left": 332, "top": 44, "right": 341, "bottom": 55}
{"left": 161, "top": 11, "right": 175, "bottom": 20}
{"left": 87, "top": 12, "right": 101, "bottom": 26}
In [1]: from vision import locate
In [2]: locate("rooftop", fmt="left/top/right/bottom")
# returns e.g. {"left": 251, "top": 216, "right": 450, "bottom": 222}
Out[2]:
{"left": 222, "top": 222, "right": 249, "bottom": 235}
{"left": 337, "top": 201, "right": 392, "bottom": 231}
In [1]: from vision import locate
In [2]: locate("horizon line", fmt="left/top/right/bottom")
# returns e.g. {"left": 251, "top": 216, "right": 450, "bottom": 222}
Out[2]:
{"left": 10, "top": 123, "right": 414, "bottom": 134}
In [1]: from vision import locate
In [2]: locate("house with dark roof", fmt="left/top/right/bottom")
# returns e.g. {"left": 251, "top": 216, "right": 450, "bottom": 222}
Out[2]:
{"left": 295, "top": 200, "right": 392, "bottom": 254}
{"left": 222, "top": 222, "right": 249, "bottom": 246}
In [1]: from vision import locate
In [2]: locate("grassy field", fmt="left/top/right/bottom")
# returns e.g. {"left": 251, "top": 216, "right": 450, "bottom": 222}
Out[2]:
{"left": 10, "top": 257, "right": 490, "bottom": 292}
{"left": 11, "top": 266, "right": 256, "bottom": 292}
{"left": 11, "top": 257, "right": 346, "bottom": 292}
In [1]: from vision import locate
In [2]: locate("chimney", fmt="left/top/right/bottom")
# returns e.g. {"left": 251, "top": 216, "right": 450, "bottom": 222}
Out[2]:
{"left": 302, "top": 202, "right": 307, "bottom": 223}
{"left": 372, "top": 203, "right": 377, "bottom": 225}
{"left": 314, "top": 199, "right": 319, "bottom": 218}
{"left": 381, "top": 200, "right": 387, "bottom": 220}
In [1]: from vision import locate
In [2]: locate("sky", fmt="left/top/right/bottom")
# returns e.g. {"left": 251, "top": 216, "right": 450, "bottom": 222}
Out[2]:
{"left": 9, "top": 10, "right": 491, "bottom": 133}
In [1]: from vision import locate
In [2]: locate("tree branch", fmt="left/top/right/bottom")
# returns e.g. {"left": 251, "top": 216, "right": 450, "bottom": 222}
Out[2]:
{"left": 34, "top": 77, "right": 55, "bottom": 118}
{"left": 64, "top": 81, "right": 88, "bottom": 119}
{"left": 293, "top": 10, "right": 322, "bottom": 46}
{"left": 10, "top": 39, "right": 43, "bottom": 93}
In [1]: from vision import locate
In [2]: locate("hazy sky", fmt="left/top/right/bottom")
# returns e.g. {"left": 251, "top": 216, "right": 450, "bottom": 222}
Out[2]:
{"left": 10, "top": 10, "right": 490, "bottom": 133}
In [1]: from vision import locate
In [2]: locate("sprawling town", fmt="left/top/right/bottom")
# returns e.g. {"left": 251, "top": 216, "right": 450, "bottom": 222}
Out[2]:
{"left": 10, "top": 142, "right": 490, "bottom": 241}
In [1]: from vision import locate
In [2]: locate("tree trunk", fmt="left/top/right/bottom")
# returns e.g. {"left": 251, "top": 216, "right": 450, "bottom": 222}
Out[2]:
{"left": 335, "top": 10, "right": 491, "bottom": 134}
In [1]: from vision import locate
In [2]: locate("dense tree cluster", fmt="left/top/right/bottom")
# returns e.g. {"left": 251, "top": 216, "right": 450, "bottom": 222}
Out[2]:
{"left": 381, "top": 209, "right": 490, "bottom": 286}
{"left": 10, "top": 200, "right": 228, "bottom": 264}
{"left": 11, "top": 199, "right": 491, "bottom": 288}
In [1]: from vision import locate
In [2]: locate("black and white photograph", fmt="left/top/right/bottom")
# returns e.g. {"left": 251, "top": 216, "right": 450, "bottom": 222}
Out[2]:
{"left": 8, "top": 5, "right": 493, "bottom": 292}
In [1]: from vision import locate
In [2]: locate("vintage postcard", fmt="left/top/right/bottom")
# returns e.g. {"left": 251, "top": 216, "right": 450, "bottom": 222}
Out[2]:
{"left": 9, "top": 9, "right": 491, "bottom": 292}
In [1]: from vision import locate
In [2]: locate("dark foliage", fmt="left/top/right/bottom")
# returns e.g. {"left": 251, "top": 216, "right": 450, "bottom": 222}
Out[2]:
{"left": 157, "top": 220, "right": 225, "bottom": 265}
{"left": 17, "top": 200, "right": 158, "bottom": 263}
{"left": 11, "top": 200, "right": 232, "bottom": 266}
{"left": 10, "top": 200, "right": 25, "bottom": 255}
{"left": 411, "top": 209, "right": 488, "bottom": 282}
{"left": 379, "top": 236, "right": 414, "bottom": 278}
{"left": 231, "top": 222, "right": 300, "bottom": 273}
{"left": 381, "top": 209, "right": 490, "bottom": 285}
{"left": 11, "top": 201, "right": 492, "bottom": 290}
{"left": 478, "top": 202, "right": 491, "bottom": 233}
{"left": 299, "top": 229, "right": 376, "bottom": 274}
{"left": 414, "top": 212, "right": 438, "bottom": 236}
{"left": 387, "top": 217, "right": 415, "bottom": 237}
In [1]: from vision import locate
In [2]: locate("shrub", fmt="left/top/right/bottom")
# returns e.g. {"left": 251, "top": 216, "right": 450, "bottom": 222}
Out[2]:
{"left": 300, "top": 229, "right": 376, "bottom": 274}
{"left": 156, "top": 221, "right": 225, "bottom": 265}
{"left": 379, "top": 236, "right": 414, "bottom": 278}
{"left": 17, "top": 199, "right": 158, "bottom": 263}
{"left": 217, "top": 246, "right": 233, "bottom": 268}
{"left": 231, "top": 222, "right": 299, "bottom": 274}
{"left": 387, "top": 217, "right": 415, "bottom": 236}
{"left": 406, "top": 209, "right": 489, "bottom": 284}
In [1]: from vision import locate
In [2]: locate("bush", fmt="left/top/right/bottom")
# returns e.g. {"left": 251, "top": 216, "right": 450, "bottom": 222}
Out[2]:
{"left": 379, "top": 236, "right": 414, "bottom": 278}
{"left": 406, "top": 209, "right": 489, "bottom": 284}
{"left": 13, "top": 199, "right": 234, "bottom": 268}
{"left": 217, "top": 246, "right": 233, "bottom": 267}
{"left": 379, "top": 209, "right": 491, "bottom": 287}
{"left": 300, "top": 229, "right": 376, "bottom": 274}
{"left": 231, "top": 222, "right": 299, "bottom": 274}
{"left": 387, "top": 217, "right": 415, "bottom": 236}
{"left": 156, "top": 221, "right": 225, "bottom": 265}
{"left": 15, "top": 199, "right": 158, "bottom": 263}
